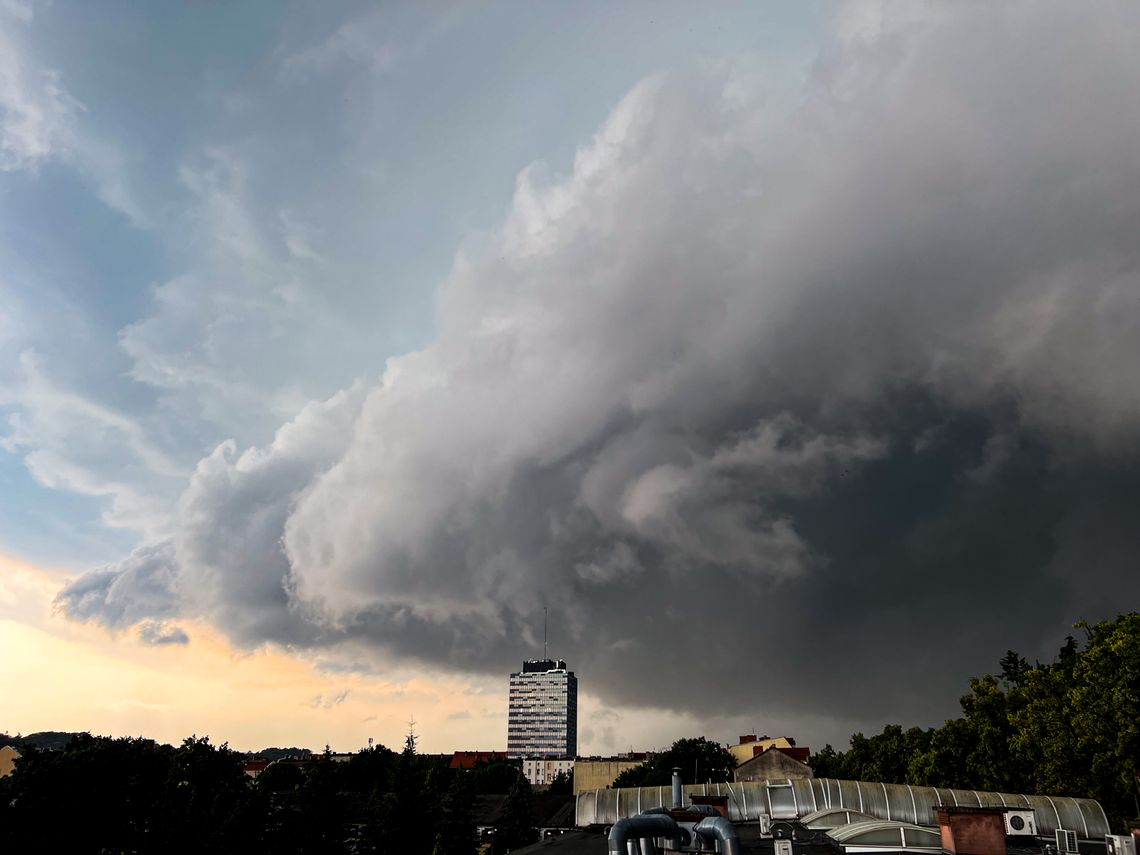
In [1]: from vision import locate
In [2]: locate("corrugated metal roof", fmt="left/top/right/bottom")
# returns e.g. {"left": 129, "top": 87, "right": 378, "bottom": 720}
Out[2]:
{"left": 575, "top": 778, "right": 1110, "bottom": 838}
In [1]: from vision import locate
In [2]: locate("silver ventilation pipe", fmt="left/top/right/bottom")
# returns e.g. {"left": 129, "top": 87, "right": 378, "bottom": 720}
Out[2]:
{"left": 672, "top": 767, "right": 683, "bottom": 808}
{"left": 693, "top": 815, "right": 742, "bottom": 855}
{"left": 608, "top": 815, "right": 680, "bottom": 855}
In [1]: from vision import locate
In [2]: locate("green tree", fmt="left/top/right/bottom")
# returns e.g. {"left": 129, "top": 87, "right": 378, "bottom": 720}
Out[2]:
{"left": 156, "top": 735, "right": 259, "bottom": 854}
{"left": 808, "top": 744, "right": 844, "bottom": 778}
{"left": 839, "top": 725, "right": 932, "bottom": 785}
{"left": 258, "top": 760, "right": 304, "bottom": 793}
{"left": 0, "top": 733, "right": 263, "bottom": 854}
{"left": 1068, "top": 615, "right": 1140, "bottom": 827}
{"left": 612, "top": 736, "right": 736, "bottom": 787}
{"left": 821, "top": 614, "right": 1140, "bottom": 831}
{"left": 340, "top": 743, "right": 397, "bottom": 794}
{"left": 371, "top": 723, "right": 448, "bottom": 855}
{"left": 495, "top": 772, "right": 538, "bottom": 852}
{"left": 909, "top": 716, "right": 974, "bottom": 788}
{"left": 548, "top": 769, "right": 573, "bottom": 795}
{"left": 0, "top": 734, "right": 176, "bottom": 853}
{"left": 1011, "top": 615, "right": 1140, "bottom": 829}
{"left": 432, "top": 770, "right": 476, "bottom": 855}
{"left": 469, "top": 759, "right": 525, "bottom": 795}
{"left": 288, "top": 754, "right": 350, "bottom": 854}
{"left": 999, "top": 650, "right": 1032, "bottom": 688}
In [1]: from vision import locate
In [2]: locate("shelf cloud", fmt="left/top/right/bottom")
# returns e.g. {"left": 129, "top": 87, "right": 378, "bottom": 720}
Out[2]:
{"left": 56, "top": 1, "right": 1140, "bottom": 731}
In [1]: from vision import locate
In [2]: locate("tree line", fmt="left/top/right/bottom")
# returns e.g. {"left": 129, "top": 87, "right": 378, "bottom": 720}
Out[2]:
{"left": 811, "top": 613, "right": 1140, "bottom": 830}
{"left": 0, "top": 729, "right": 545, "bottom": 854}
{"left": 610, "top": 737, "right": 738, "bottom": 788}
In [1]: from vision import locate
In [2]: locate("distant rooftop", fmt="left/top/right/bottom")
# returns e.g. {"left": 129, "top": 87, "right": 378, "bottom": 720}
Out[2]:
{"left": 521, "top": 658, "right": 568, "bottom": 672}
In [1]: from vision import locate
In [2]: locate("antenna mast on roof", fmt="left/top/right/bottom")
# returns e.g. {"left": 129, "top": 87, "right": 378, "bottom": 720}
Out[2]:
{"left": 544, "top": 606, "right": 548, "bottom": 660}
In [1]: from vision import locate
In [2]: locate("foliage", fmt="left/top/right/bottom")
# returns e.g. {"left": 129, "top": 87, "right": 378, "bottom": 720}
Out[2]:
{"left": 432, "top": 770, "right": 477, "bottom": 855}
{"left": 0, "top": 731, "right": 473, "bottom": 854}
{"left": 814, "top": 613, "right": 1140, "bottom": 831}
{"left": 0, "top": 733, "right": 256, "bottom": 854}
{"left": 162, "top": 736, "right": 262, "bottom": 852}
{"left": 495, "top": 773, "right": 538, "bottom": 851}
{"left": 257, "top": 759, "right": 304, "bottom": 792}
{"left": 548, "top": 769, "right": 573, "bottom": 795}
{"left": 612, "top": 736, "right": 736, "bottom": 787}
{"left": 468, "top": 759, "right": 525, "bottom": 795}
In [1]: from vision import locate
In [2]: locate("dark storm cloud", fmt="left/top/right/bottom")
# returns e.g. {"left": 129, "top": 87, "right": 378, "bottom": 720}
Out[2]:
{"left": 57, "top": 2, "right": 1140, "bottom": 736}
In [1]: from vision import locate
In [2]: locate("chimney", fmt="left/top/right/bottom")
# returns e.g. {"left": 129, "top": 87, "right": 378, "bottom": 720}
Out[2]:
{"left": 935, "top": 806, "right": 1007, "bottom": 855}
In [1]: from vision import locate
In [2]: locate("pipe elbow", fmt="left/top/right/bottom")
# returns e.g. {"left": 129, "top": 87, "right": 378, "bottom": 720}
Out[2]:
{"left": 694, "top": 815, "right": 742, "bottom": 855}
{"left": 608, "top": 814, "right": 681, "bottom": 855}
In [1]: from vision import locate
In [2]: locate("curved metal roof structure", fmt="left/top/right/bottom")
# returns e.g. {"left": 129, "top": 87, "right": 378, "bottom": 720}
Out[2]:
{"left": 574, "top": 777, "right": 1110, "bottom": 838}
{"left": 828, "top": 820, "right": 943, "bottom": 850}
{"left": 801, "top": 807, "right": 879, "bottom": 828}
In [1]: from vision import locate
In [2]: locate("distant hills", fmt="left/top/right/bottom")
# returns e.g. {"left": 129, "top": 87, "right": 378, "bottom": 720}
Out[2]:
{"left": 1, "top": 731, "right": 313, "bottom": 759}
{"left": 0, "top": 731, "right": 81, "bottom": 751}
{"left": 251, "top": 746, "right": 313, "bottom": 761}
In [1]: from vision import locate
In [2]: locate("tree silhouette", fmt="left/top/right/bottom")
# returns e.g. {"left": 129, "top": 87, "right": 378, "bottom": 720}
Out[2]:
{"left": 495, "top": 772, "right": 538, "bottom": 852}
{"left": 612, "top": 736, "right": 736, "bottom": 787}
{"left": 432, "top": 770, "right": 476, "bottom": 855}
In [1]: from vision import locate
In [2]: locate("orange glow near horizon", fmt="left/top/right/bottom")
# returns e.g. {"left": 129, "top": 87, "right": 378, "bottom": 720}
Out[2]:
{"left": 0, "top": 551, "right": 509, "bottom": 753}
{"left": 0, "top": 551, "right": 732, "bottom": 756}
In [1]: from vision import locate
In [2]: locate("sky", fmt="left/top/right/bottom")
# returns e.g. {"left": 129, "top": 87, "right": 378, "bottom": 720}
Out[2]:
{"left": 1, "top": 0, "right": 1138, "bottom": 757}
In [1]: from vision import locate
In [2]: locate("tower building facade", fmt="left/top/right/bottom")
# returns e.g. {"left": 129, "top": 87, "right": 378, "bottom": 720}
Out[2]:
{"left": 506, "top": 658, "right": 578, "bottom": 758}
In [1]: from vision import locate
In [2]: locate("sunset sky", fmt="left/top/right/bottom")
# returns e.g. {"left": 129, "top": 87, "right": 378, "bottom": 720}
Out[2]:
{"left": 2, "top": 1, "right": 1138, "bottom": 755}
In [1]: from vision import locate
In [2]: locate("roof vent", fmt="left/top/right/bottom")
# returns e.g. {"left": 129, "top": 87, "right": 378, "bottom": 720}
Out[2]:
{"left": 1055, "top": 829, "right": 1079, "bottom": 854}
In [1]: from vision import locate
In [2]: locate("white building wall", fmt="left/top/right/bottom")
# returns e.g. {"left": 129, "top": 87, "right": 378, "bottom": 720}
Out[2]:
{"left": 522, "top": 757, "right": 576, "bottom": 787}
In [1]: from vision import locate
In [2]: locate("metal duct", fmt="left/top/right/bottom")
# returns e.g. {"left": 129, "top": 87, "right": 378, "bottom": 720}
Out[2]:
{"left": 694, "top": 815, "right": 742, "bottom": 855}
{"left": 684, "top": 805, "right": 723, "bottom": 817}
{"left": 608, "top": 814, "right": 681, "bottom": 855}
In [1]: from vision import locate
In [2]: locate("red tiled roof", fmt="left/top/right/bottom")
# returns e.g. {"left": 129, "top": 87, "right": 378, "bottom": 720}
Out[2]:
{"left": 450, "top": 750, "right": 508, "bottom": 769}
{"left": 243, "top": 760, "right": 271, "bottom": 775}
{"left": 772, "top": 746, "right": 811, "bottom": 764}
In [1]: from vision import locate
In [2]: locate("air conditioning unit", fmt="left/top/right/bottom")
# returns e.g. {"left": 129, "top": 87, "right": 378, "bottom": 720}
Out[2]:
{"left": 1004, "top": 810, "right": 1037, "bottom": 836}
{"left": 1055, "top": 828, "right": 1079, "bottom": 854}
{"left": 1106, "top": 835, "right": 1136, "bottom": 855}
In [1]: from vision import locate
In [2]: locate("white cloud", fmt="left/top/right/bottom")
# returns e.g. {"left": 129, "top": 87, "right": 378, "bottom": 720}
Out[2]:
{"left": 2, "top": 351, "right": 186, "bottom": 534}
{"left": 54, "top": 380, "right": 371, "bottom": 645}
{"left": 277, "top": 3, "right": 462, "bottom": 79}
{"left": 0, "top": 12, "right": 74, "bottom": 171}
{"left": 0, "top": 4, "right": 147, "bottom": 223}
{"left": 282, "top": 19, "right": 402, "bottom": 78}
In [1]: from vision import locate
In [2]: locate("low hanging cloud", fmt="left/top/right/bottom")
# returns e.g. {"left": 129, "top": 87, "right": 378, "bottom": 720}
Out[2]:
{"left": 56, "top": 541, "right": 179, "bottom": 629}
{"left": 137, "top": 619, "right": 189, "bottom": 646}
{"left": 309, "top": 689, "right": 351, "bottom": 710}
{"left": 57, "top": 2, "right": 1140, "bottom": 736}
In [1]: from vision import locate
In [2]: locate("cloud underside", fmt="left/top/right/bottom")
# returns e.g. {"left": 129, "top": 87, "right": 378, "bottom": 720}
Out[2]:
{"left": 56, "top": 3, "right": 1140, "bottom": 728}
